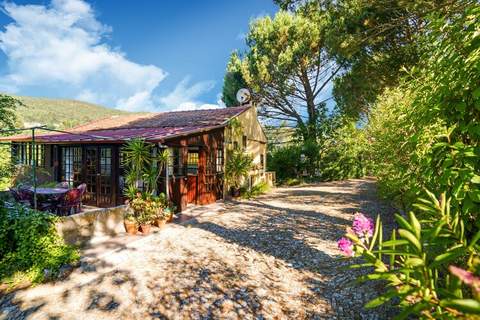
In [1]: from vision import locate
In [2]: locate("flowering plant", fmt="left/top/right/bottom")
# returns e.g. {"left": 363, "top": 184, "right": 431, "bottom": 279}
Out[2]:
{"left": 338, "top": 191, "right": 480, "bottom": 318}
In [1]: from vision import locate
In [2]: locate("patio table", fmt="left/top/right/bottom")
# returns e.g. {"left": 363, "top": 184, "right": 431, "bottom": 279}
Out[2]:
{"left": 29, "top": 187, "right": 69, "bottom": 197}
{"left": 29, "top": 187, "right": 70, "bottom": 212}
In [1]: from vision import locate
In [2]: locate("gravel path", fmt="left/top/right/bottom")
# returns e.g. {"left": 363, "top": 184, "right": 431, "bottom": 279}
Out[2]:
{"left": 0, "top": 178, "right": 396, "bottom": 319}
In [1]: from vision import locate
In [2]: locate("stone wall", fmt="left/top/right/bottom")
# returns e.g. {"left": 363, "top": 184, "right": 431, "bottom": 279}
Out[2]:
{"left": 55, "top": 205, "right": 127, "bottom": 246}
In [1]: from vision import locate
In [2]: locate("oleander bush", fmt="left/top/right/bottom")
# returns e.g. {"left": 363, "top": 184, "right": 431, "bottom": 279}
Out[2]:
{"left": 0, "top": 201, "right": 79, "bottom": 285}
{"left": 339, "top": 192, "right": 480, "bottom": 318}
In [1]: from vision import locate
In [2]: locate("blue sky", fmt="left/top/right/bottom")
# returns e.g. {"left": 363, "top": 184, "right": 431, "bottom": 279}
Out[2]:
{"left": 0, "top": 0, "right": 278, "bottom": 111}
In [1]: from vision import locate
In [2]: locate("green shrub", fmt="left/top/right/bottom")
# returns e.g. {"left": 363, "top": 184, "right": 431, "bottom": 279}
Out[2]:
{"left": 0, "top": 202, "right": 79, "bottom": 285}
{"left": 242, "top": 181, "right": 270, "bottom": 199}
{"left": 339, "top": 191, "right": 480, "bottom": 318}
{"left": 284, "top": 177, "right": 303, "bottom": 186}
{"left": 225, "top": 149, "right": 253, "bottom": 190}
{"left": 338, "top": 5, "right": 480, "bottom": 318}
{"left": 267, "top": 145, "right": 303, "bottom": 183}
{"left": 321, "top": 121, "right": 372, "bottom": 181}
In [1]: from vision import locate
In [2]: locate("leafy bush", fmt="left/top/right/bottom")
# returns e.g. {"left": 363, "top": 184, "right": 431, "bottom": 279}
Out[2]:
{"left": 267, "top": 145, "right": 303, "bottom": 183}
{"left": 242, "top": 181, "right": 270, "bottom": 199}
{"left": 225, "top": 149, "right": 253, "bottom": 190}
{"left": 0, "top": 202, "right": 79, "bottom": 285}
{"left": 339, "top": 191, "right": 480, "bottom": 318}
{"left": 321, "top": 121, "right": 372, "bottom": 181}
{"left": 367, "top": 5, "right": 480, "bottom": 214}
{"left": 337, "top": 5, "right": 480, "bottom": 318}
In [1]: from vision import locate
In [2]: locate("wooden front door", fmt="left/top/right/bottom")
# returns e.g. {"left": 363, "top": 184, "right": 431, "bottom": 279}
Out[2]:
{"left": 186, "top": 150, "right": 199, "bottom": 204}
{"left": 187, "top": 176, "right": 197, "bottom": 204}
{"left": 84, "top": 146, "right": 114, "bottom": 207}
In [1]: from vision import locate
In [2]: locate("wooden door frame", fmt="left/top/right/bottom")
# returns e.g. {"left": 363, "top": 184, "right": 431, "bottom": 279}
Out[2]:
{"left": 58, "top": 144, "right": 117, "bottom": 207}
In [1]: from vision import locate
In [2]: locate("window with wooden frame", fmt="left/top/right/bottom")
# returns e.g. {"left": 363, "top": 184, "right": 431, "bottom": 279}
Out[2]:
{"left": 216, "top": 147, "right": 224, "bottom": 173}
{"left": 260, "top": 153, "right": 265, "bottom": 170}
{"left": 168, "top": 147, "right": 185, "bottom": 176}
{"left": 242, "top": 135, "right": 247, "bottom": 150}
{"left": 206, "top": 149, "right": 215, "bottom": 175}
{"left": 205, "top": 175, "right": 215, "bottom": 193}
{"left": 61, "top": 147, "right": 82, "bottom": 186}
{"left": 187, "top": 151, "right": 199, "bottom": 175}
{"left": 13, "top": 143, "right": 46, "bottom": 167}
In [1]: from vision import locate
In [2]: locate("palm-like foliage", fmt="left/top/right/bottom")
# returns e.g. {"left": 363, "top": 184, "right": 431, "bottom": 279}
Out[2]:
{"left": 123, "top": 139, "right": 169, "bottom": 196}
{"left": 225, "top": 150, "right": 253, "bottom": 190}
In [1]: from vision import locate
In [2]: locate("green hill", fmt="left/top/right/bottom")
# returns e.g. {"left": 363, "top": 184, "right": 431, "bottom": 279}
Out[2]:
{"left": 14, "top": 95, "right": 127, "bottom": 129}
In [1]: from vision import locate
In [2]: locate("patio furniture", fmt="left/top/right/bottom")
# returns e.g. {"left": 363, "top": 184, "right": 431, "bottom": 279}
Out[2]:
{"left": 56, "top": 181, "right": 70, "bottom": 189}
{"left": 9, "top": 188, "right": 32, "bottom": 206}
{"left": 28, "top": 187, "right": 70, "bottom": 212}
{"left": 76, "top": 183, "right": 87, "bottom": 211}
{"left": 56, "top": 188, "right": 82, "bottom": 216}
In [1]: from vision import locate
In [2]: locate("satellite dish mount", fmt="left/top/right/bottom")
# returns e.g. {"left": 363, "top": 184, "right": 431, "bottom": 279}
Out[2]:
{"left": 236, "top": 88, "right": 251, "bottom": 105}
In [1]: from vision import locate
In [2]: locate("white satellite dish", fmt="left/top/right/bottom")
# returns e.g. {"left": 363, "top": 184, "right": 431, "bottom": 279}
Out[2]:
{"left": 236, "top": 88, "right": 251, "bottom": 104}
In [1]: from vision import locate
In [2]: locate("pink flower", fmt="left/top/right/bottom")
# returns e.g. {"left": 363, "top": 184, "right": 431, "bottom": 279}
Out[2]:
{"left": 449, "top": 265, "right": 480, "bottom": 293}
{"left": 353, "top": 213, "right": 374, "bottom": 238}
{"left": 338, "top": 237, "right": 354, "bottom": 257}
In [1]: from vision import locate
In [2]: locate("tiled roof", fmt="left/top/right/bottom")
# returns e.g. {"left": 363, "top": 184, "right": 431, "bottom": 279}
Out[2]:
{"left": 0, "top": 105, "right": 250, "bottom": 143}
{"left": 72, "top": 106, "right": 250, "bottom": 131}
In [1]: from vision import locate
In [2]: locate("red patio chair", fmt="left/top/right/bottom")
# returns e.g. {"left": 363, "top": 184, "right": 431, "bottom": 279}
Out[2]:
{"left": 9, "top": 188, "right": 31, "bottom": 206}
{"left": 56, "top": 188, "right": 82, "bottom": 216}
{"left": 76, "top": 183, "right": 87, "bottom": 211}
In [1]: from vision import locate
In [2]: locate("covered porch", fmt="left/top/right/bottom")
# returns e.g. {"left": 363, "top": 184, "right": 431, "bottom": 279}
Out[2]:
{"left": 3, "top": 128, "right": 226, "bottom": 213}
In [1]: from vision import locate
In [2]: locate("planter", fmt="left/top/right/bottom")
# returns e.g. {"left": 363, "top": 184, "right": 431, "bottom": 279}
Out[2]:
{"left": 230, "top": 187, "right": 241, "bottom": 198}
{"left": 154, "top": 218, "right": 166, "bottom": 228}
{"left": 140, "top": 224, "right": 151, "bottom": 235}
{"left": 124, "top": 220, "right": 137, "bottom": 235}
{"left": 167, "top": 214, "right": 174, "bottom": 223}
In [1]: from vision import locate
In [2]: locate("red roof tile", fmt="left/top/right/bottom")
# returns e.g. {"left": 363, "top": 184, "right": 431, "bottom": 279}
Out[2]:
{"left": 1, "top": 105, "right": 251, "bottom": 143}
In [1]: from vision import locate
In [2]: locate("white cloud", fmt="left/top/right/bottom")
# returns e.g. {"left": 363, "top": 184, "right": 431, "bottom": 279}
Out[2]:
{"left": 0, "top": 0, "right": 166, "bottom": 111}
{"left": 159, "top": 76, "right": 222, "bottom": 111}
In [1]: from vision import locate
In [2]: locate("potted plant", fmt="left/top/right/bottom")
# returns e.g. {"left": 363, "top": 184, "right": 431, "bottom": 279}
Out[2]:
{"left": 151, "top": 196, "right": 167, "bottom": 228}
{"left": 137, "top": 210, "right": 152, "bottom": 234}
{"left": 124, "top": 211, "right": 137, "bottom": 235}
{"left": 164, "top": 206, "right": 174, "bottom": 223}
{"left": 225, "top": 149, "right": 253, "bottom": 197}
{"left": 153, "top": 209, "right": 167, "bottom": 228}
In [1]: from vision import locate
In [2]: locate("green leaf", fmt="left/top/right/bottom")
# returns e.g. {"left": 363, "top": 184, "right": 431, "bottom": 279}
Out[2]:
{"left": 408, "top": 211, "right": 421, "bottom": 239}
{"left": 469, "top": 190, "right": 480, "bottom": 203}
{"left": 405, "top": 257, "right": 424, "bottom": 267}
{"left": 440, "top": 299, "right": 480, "bottom": 314}
{"left": 395, "top": 214, "right": 414, "bottom": 233}
{"left": 398, "top": 229, "right": 422, "bottom": 252}
{"left": 365, "top": 290, "right": 398, "bottom": 309}
{"left": 369, "top": 215, "right": 381, "bottom": 251}
{"left": 381, "top": 239, "right": 409, "bottom": 247}
{"left": 469, "top": 229, "right": 480, "bottom": 249}
{"left": 430, "top": 248, "right": 465, "bottom": 268}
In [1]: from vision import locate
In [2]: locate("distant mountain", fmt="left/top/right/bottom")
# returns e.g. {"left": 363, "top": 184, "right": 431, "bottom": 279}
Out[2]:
{"left": 13, "top": 95, "right": 127, "bottom": 129}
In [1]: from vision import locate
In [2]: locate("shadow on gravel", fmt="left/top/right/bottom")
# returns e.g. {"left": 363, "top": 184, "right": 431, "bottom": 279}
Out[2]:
{"left": 0, "top": 245, "right": 139, "bottom": 319}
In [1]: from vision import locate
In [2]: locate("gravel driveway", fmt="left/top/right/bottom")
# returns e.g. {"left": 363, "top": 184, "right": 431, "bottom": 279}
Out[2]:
{"left": 0, "top": 178, "right": 396, "bottom": 320}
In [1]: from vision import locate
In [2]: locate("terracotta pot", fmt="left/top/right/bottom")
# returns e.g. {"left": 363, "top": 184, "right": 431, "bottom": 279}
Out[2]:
{"left": 154, "top": 219, "right": 166, "bottom": 228}
{"left": 124, "top": 220, "right": 137, "bottom": 235}
{"left": 167, "top": 214, "right": 174, "bottom": 223}
{"left": 140, "top": 224, "right": 151, "bottom": 235}
{"left": 230, "top": 187, "right": 241, "bottom": 198}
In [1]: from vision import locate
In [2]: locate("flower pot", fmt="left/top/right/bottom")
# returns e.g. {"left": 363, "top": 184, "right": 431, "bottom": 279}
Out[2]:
{"left": 230, "top": 187, "right": 241, "bottom": 198}
{"left": 167, "top": 214, "right": 174, "bottom": 223}
{"left": 154, "top": 218, "right": 166, "bottom": 228}
{"left": 140, "top": 224, "right": 151, "bottom": 235}
{"left": 124, "top": 220, "right": 137, "bottom": 235}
